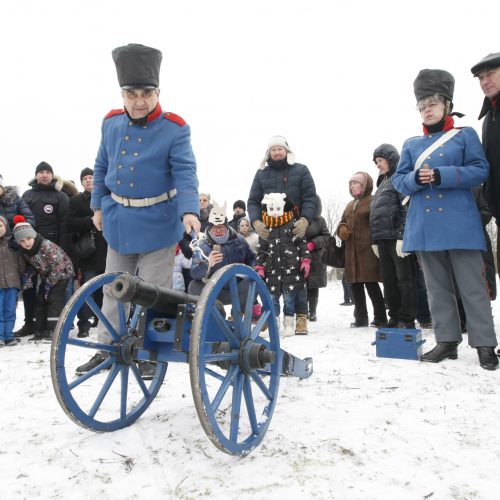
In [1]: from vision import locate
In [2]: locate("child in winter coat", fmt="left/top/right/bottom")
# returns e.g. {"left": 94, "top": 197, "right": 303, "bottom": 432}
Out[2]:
{"left": 173, "top": 244, "right": 192, "bottom": 292}
{"left": 0, "top": 215, "right": 25, "bottom": 346}
{"left": 237, "top": 217, "right": 259, "bottom": 255}
{"left": 255, "top": 193, "right": 311, "bottom": 336}
{"left": 13, "top": 216, "right": 74, "bottom": 342}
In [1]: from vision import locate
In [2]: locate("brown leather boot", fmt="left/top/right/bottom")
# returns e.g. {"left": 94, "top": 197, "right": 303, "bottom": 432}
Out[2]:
{"left": 295, "top": 314, "right": 308, "bottom": 335}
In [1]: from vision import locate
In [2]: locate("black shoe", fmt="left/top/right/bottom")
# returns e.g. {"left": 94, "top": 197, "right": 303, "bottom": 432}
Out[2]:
{"left": 370, "top": 319, "right": 387, "bottom": 328}
{"left": 14, "top": 323, "right": 35, "bottom": 338}
{"left": 386, "top": 318, "right": 398, "bottom": 328}
{"left": 4, "top": 338, "right": 18, "bottom": 346}
{"left": 28, "top": 332, "right": 45, "bottom": 343}
{"left": 397, "top": 321, "right": 416, "bottom": 329}
{"left": 309, "top": 312, "right": 317, "bottom": 322}
{"left": 350, "top": 321, "right": 368, "bottom": 328}
{"left": 139, "top": 361, "right": 157, "bottom": 380}
{"left": 41, "top": 331, "right": 53, "bottom": 343}
{"left": 419, "top": 320, "right": 433, "bottom": 329}
{"left": 477, "top": 347, "right": 499, "bottom": 371}
{"left": 339, "top": 301, "right": 353, "bottom": 306}
{"left": 75, "top": 353, "right": 108, "bottom": 376}
{"left": 77, "top": 330, "right": 90, "bottom": 338}
{"left": 421, "top": 342, "right": 458, "bottom": 363}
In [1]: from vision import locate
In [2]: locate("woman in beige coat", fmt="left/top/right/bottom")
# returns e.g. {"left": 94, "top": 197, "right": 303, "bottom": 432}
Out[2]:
{"left": 337, "top": 172, "right": 386, "bottom": 327}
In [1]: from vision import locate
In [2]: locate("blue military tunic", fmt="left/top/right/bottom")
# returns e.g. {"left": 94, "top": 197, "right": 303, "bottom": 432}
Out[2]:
{"left": 392, "top": 126, "right": 488, "bottom": 253}
{"left": 91, "top": 104, "right": 199, "bottom": 254}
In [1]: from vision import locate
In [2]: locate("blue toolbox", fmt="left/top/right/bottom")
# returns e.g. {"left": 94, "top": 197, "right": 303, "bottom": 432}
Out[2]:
{"left": 372, "top": 328, "right": 426, "bottom": 360}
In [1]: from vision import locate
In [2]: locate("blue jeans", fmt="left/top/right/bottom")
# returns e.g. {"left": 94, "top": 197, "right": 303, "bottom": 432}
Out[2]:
{"left": 0, "top": 288, "right": 18, "bottom": 341}
{"left": 271, "top": 288, "right": 307, "bottom": 317}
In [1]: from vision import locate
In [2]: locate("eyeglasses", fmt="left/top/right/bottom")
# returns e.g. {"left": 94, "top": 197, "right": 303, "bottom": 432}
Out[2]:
{"left": 123, "top": 89, "right": 158, "bottom": 100}
{"left": 416, "top": 98, "right": 443, "bottom": 112}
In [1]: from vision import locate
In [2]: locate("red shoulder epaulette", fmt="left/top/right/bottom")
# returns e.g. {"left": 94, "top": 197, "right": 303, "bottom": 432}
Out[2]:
{"left": 104, "top": 109, "right": 125, "bottom": 120}
{"left": 163, "top": 112, "right": 186, "bottom": 127}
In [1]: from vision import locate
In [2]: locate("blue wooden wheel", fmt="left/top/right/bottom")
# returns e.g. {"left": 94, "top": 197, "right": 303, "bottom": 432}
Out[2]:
{"left": 50, "top": 273, "right": 167, "bottom": 432}
{"left": 189, "top": 264, "right": 281, "bottom": 455}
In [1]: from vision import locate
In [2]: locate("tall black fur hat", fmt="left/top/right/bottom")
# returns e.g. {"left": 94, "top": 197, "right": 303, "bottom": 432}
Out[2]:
{"left": 112, "top": 43, "right": 162, "bottom": 89}
{"left": 414, "top": 69, "right": 454, "bottom": 102}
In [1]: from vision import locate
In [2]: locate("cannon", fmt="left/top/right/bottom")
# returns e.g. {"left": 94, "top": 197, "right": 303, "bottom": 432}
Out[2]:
{"left": 50, "top": 264, "right": 313, "bottom": 455}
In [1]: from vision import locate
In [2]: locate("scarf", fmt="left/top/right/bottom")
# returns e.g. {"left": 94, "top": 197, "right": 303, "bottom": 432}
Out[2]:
{"left": 261, "top": 210, "right": 294, "bottom": 228}
{"left": 423, "top": 115, "right": 455, "bottom": 135}
{"left": 209, "top": 228, "right": 230, "bottom": 245}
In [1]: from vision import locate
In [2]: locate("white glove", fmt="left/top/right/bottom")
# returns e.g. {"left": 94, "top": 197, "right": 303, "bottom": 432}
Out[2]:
{"left": 396, "top": 240, "right": 409, "bottom": 258}
{"left": 371, "top": 244, "right": 379, "bottom": 258}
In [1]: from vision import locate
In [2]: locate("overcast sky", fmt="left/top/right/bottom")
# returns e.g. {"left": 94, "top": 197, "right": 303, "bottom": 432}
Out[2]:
{"left": 2, "top": 0, "right": 499, "bottom": 209}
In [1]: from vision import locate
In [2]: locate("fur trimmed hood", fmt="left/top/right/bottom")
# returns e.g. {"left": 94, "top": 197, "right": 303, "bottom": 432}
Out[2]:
{"left": 28, "top": 175, "right": 78, "bottom": 196}
{"left": 0, "top": 185, "right": 21, "bottom": 205}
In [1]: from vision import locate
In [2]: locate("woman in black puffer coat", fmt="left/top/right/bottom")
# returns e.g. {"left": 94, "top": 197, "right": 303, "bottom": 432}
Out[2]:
{"left": 369, "top": 143, "right": 417, "bottom": 329}
{"left": 0, "top": 178, "right": 35, "bottom": 230}
{"left": 304, "top": 196, "right": 330, "bottom": 321}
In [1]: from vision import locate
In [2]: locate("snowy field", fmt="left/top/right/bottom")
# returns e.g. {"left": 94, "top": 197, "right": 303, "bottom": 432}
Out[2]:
{"left": 1, "top": 279, "right": 499, "bottom": 500}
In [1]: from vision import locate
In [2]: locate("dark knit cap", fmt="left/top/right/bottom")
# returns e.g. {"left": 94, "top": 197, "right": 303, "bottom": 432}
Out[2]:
{"left": 112, "top": 43, "right": 162, "bottom": 89}
{"left": 414, "top": 69, "right": 455, "bottom": 102}
{"left": 35, "top": 161, "right": 53, "bottom": 175}
{"left": 233, "top": 200, "right": 246, "bottom": 211}
{"left": 80, "top": 167, "right": 94, "bottom": 182}
{"left": 471, "top": 52, "right": 500, "bottom": 76}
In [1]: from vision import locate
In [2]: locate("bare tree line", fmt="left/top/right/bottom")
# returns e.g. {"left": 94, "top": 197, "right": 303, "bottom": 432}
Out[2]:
{"left": 322, "top": 196, "right": 347, "bottom": 281}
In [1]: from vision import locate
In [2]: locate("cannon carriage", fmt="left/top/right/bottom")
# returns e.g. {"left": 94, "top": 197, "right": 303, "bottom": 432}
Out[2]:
{"left": 50, "top": 264, "right": 313, "bottom": 455}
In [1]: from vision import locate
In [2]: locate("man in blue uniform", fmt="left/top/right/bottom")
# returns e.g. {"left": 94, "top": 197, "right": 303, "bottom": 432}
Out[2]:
{"left": 76, "top": 43, "right": 200, "bottom": 377}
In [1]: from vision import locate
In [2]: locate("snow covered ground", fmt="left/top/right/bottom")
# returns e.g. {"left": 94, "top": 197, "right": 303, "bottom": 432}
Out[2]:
{"left": 1, "top": 279, "right": 499, "bottom": 499}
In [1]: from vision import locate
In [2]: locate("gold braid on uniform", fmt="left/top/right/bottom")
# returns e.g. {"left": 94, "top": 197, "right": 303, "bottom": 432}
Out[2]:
{"left": 261, "top": 210, "right": 294, "bottom": 228}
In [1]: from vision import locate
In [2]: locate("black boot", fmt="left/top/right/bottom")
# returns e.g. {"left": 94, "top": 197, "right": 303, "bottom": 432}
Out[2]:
{"left": 14, "top": 322, "right": 35, "bottom": 338}
{"left": 386, "top": 318, "right": 398, "bottom": 328}
{"left": 476, "top": 347, "right": 499, "bottom": 371}
{"left": 421, "top": 342, "right": 458, "bottom": 363}
{"left": 77, "top": 329, "right": 90, "bottom": 338}
{"left": 350, "top": 320, "right": 368, "bottom": 328}
{"left": 308, "top": 297, "right": 318, "bottom": 322}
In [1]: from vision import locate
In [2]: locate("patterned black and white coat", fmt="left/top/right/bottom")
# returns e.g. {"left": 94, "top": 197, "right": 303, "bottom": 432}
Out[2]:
{"left": 255, "top": 219, "right": 309, "bottom": 295}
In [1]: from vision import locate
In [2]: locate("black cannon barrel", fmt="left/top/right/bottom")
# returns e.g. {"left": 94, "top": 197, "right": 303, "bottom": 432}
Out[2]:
{"left": 111, "top": 274, "right": 198, "bottom": 314}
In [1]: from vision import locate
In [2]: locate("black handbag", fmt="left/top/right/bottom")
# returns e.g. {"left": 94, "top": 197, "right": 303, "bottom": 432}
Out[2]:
{"left": 322, "top": 236, "right": 345, "bottom": 268}
{"left": 75, "top": 230, "right": 96, "bottom": 259}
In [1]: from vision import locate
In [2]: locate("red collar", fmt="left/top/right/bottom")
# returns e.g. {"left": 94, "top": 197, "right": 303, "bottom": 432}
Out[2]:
{"left": 423, "top": 115, "right": 455, "bottom": 135}
{"left": 147, "top": 103, "right": 162, "bottom": 122}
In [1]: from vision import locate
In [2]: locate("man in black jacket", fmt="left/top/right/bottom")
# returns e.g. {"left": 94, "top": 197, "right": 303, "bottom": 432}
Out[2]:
{"left": 471, "top": 53, "right": 500, "bottom": 276}
{"left": 247, "top": 136, "right": 317, "bottom": 240}
{"left": 66, "top": 168, "right": 108, "bottom": 337}
{"left": 15, "top": 162, "right": 70, "bottom": 337}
